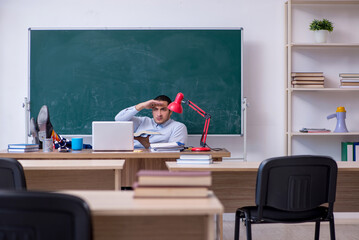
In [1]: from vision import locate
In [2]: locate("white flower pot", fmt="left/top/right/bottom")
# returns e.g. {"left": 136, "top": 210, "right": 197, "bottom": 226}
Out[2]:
{"left": 314, "top": 30, "right": 329, "bottom": 43}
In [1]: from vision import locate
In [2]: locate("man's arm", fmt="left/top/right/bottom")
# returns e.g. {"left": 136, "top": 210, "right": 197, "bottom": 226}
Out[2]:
{"left": 135, "top": 99, "right": 166, "bottom": 111}
{"left": 115, "top": 105, "right": 146, "bottom": 132}
{"left": 115, "top": 100, "right": 165, "bottom": 120}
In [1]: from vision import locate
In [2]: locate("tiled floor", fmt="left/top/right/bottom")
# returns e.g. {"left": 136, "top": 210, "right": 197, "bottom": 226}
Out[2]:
{"left": 223, "top": 215, "right": 359, "bottom": 240}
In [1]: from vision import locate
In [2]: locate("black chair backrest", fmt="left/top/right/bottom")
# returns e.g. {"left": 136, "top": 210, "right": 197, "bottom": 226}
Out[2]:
{"left": 0, "top": 191, "right": 92, "bottom": 240}
{"left": 0, "top": 158, "right": 27, "bottom": 190}
{"left": 255, "top": 155, "right": 337, "bottom": 213}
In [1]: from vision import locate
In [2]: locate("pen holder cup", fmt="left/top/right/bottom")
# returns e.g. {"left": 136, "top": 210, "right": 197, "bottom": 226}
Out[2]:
{"left": 43, "top": 138, "right": 53, "bottom": 152}
{"left": 72, "top": 138, "right": 83, "bottom": 151}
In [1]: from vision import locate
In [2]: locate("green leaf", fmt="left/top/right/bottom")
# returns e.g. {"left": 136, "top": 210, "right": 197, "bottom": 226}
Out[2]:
{"left": 309, "top": 18, "right": 334, "bottom": 32}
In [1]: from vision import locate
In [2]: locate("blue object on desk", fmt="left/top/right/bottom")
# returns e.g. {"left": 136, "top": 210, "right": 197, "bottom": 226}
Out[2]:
{"left": 72, "top": 138, "right": 83, "bottom": 151}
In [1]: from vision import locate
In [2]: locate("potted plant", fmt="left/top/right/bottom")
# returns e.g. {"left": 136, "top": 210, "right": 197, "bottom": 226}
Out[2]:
{"left": 309, "top": 19, "right": 334, "bottom": 43}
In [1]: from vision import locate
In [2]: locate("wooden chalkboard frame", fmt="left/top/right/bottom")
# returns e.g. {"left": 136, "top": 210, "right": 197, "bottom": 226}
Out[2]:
{"left": 28, "top": 28, "right": 244, "bottom": 136}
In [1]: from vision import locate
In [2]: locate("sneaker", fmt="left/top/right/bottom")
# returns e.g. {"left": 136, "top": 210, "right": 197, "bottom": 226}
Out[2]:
{"left": 30, "top": 117, "right": 39, "bottom": 144}
{"left": 37, "top": 105, "right": 54, "bottom": 142}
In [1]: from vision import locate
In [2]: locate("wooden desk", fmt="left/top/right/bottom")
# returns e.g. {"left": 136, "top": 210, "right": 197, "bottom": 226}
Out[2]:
{"left": 61, "top": 190, "right": 224, "bottom": 240}
{"left": 166, "top": 161, "right": 359, "bottom": 213}
{"left": 0, "top": 149, "right": 230, "bottom": 187}
{"left": 19, "top": 160, "right": 124, "bottom": 191}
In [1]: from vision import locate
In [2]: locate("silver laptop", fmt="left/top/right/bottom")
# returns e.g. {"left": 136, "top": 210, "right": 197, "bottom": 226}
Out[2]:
{"left": 92, "top": 121, "right": 134, "bottom": 151}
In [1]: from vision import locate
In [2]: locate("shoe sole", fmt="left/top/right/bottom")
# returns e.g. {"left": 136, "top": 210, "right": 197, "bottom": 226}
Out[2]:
{"left": 37, "top": 105, "right": 48, "bottom": 141}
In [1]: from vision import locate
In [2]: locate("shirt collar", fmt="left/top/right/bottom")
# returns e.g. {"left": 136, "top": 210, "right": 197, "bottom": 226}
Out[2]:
{"left": 153, "top": 118, "right": 173, "bottom": 128}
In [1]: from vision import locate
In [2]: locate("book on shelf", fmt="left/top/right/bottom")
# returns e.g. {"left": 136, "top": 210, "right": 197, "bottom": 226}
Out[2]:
{"left": 291, "top": 72, "right": 323, "bottom": 77}
{"left": 179, "top": 154, "right": 212, "bottom": 160}
{"left": 292, "top": 84, "right": 324, "bottom": 88}
{"left": 8, "top": 143, "right": 39, "bottom": 149}
{"left": 134, "top": 131, "right": 161, "bottom": 137}
{"left": 176, "top": 159, "right": 213, "bottom": 164}
{"left": 136, "top": 170, "right": 211, "bottom": 187}
{"left": 354, "top": 143, "right": 359, "bottom": 162}
{"left": 292, "top": 77, "right": 325, "bottom": 81}
{"left": 132, "top": 182, "right": 209, "bottom": 198}
{"left": 339, "top": 73, "right": 359, "bottom": 78}
{"left": 292, "top": 80, "right": 324, "bottom": 85}
{"left": 340, "top": 82, "right": 359, "bottom": 86}
{"left": 340, "top": 79, "right": 359, "bottom": 83}
{"left": 341, "top": 142, "right": 354, "bottom": 162}
{"left": 342, "top": 142, "right": 359, "bottom": 162}
{"left": 299, "top": 128, "right": 331, "bottom": 133}
{"left": 339, "top": 85, "right": 359, "bottom": 88}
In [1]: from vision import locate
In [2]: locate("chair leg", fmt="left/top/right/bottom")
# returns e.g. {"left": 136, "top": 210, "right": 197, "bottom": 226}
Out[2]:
{"left": 245, "top": 218, "right": 252, "bottom": 240}
{"left": 234, "top": 211, "right": 241, "bottom": 240}
{"left": 314, "top": 221, "right": 320, "bottom": 240}
{"left": 329, "top": 218, "right": 336, "bottom": 240}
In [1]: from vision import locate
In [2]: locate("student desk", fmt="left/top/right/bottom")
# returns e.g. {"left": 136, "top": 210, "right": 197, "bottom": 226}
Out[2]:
{"left": 166, "top": 161, "right": 359, "bottom": 213}
{"left": 60, "top": 190, "right": 224, "bottom": 240}
{"left": 0, "top": 149, "right": 230, "bottom": 187}
{"left": 18, "top": 160, "right": 124, "bottom": 191}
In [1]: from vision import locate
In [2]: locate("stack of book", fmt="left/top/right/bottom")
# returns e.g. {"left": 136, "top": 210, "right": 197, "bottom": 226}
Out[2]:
{"left": 176, "top": 154, "right": 213, "bottom": 164}
{"left": 150, "top": 142, "right": 185, "bottom": 152}
{"left": 7, "top": 143, "right": 39, "bottom": 153}
{"left": 341, "top": 142, "right": 359, "bottom": 162}
{"left": 299, "top": 128, "right": 331, "bottom": 133}
{"left": 339, "top": 73, "right": 359, "bottom": 88}
{"left": 291, "top": 72, "right": 324, "bottom": 88}
{"left": 133, "top": 170, "right": 211, "bottom": 198}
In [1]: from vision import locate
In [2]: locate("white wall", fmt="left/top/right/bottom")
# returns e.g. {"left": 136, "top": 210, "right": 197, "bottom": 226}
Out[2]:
{"left": 0, "top": 0, "right": 286, "bottom": 162}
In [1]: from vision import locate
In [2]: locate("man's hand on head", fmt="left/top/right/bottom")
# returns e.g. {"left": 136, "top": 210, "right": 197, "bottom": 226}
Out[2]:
{"left": 135, "top": 100, "right": 165, "bottom": 111}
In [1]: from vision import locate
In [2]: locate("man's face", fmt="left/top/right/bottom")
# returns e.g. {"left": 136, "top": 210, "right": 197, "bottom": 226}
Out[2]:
{"left": 152, "top": 101, "right": 172, "bottom": 125}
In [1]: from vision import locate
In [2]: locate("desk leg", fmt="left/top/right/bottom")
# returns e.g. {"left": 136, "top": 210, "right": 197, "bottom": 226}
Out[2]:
{"left": 114, "top": 169, "right": 121, "bottom": 191}
{"left": 219, "top": 214, "right": 223, "bottom": 240}
{"left": 207, "top": 215, "right": 215, "bottom": 240}
{"left": 214, "top": 213, "right": 223, "bottom": 240}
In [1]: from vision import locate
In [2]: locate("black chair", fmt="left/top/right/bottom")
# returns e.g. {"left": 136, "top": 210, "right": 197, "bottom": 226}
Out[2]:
{"left": 234, "top": 155, "right": 338, "bottom": 240}
{"left": 0, "top": 190, "right": 92, "bottom": 240}
{"left": 0, "top": 158, "right": 27, "bottom": 190}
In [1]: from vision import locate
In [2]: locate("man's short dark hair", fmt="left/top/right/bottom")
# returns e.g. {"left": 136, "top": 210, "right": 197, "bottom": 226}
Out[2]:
{"left": 154, "top": 95, "right": 172, "bottom": 105}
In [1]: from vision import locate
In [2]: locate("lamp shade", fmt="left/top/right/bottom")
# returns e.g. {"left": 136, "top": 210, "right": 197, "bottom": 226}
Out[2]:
{"left": 168, "top": 92, "right": 184, "bottom": 114}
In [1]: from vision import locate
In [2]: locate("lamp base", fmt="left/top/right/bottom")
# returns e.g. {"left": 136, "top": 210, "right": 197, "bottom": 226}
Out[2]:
{"left": 191, "top": 147, "right": 211, "bottom": 152}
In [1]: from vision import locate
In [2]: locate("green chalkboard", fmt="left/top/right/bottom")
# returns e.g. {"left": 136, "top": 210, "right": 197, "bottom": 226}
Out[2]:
{"left": 30, "top": 29, "right": 243, "bottom": 135}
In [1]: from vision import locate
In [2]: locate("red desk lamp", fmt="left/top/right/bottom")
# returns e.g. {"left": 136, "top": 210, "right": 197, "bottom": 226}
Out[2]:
{"left": 168, "top": 92, "right": 211, "bottom": 151}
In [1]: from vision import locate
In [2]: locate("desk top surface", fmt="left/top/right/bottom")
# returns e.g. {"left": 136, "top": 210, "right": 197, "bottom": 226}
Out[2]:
{"left": 166, "top": 161, "right": 359, "bottom": 172}
{"left": 18, "top": 159, "right": 125, "bottom": 170}
{"left": 0, "top": 148, "right": 230, "bottom": 159}
{"left": 60, "top": 190, "right": 223, "bottom": 216}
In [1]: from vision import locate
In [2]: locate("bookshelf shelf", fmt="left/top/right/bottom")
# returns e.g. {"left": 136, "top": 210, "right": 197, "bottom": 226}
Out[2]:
{"left": 288, "top": 1, "right": 359, "bottom": 5}
{"left": 287, "top": 43, "right": 359, "bottom": 47}
{"left": 290, "top": 132, "right": 359, "bottom": 136}
{"left": 285, "top": 0, "right": 359, "bottom": 160}
{"left": 287, "top": 88, "right": 359, "bottom": 92}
